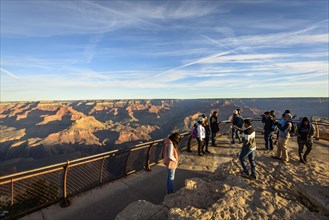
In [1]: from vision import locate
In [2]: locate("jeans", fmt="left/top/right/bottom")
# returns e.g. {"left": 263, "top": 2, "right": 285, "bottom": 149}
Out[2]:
{"left": 197, "top": 138, "right": 205, "bottom": 154}
{"left": 205, "top": 136, "right": 209, "bottom": 151}
{"left": 264, "top": 130, "right": 274, "bottom": 150}
{"left": 297, "top": 139, "right": 313, "bottom": 157}
{"left": 167, "top": 169, "right": 175, "bottom": 194}
{"left": 211, "top": 132, "right": 217, "bottom": 145}
{"left": 239, "top": 146, "right": 256, "bottom": 177}
{"left": 231, "top": 128, "right": 241, "bottom": 142}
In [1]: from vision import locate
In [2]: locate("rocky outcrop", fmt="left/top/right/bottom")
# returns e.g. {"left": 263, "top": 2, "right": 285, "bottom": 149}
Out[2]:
{"left": 116, "top": 145, "right": 329, "bottom": 219}
{"left": 114, "top": 124, "right": 159, "bottom": 144}
{"left": 115, "top": 200, "right": 168, "bottom": 220}
{"left": 42, "top": 116, "right": 105, "bottom": 146}
{"left": 37, "top": 106, "right": 85, "bottom": 125}
{"left": 0, "top": 126, "right": 26, "bottom": 143}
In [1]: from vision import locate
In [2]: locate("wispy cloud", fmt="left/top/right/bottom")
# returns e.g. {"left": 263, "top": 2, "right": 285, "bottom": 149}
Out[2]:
{"left": 0, "top": 67, "right": 19, "bottom": 79}
{"left": 84, "top": 35, "right": 103, "bottom": 63}
{"left": 1, "top": 0, "right": 328, "bottom": 100}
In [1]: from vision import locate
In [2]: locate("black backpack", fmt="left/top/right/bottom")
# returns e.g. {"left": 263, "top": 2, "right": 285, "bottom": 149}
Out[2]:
{"left": 289, "top": 122, "right": 297, "bottom": 135}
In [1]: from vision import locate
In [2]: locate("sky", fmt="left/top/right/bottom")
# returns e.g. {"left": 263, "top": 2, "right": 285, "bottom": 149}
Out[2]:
{"left": 0, "top": 0, "right": 328, "bottom": 101}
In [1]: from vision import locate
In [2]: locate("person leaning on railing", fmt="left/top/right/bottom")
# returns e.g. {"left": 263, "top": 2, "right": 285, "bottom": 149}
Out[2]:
{"left": 163, "top": 132, "right": 183, "bottom": 194}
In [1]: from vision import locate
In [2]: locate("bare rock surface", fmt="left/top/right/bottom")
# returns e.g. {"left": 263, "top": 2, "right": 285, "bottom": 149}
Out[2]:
{"left": 116, "top": 137, "right": 329, "bottom": 219}
{"left": 115, "top": 200, "right": 168, "bottom": 220}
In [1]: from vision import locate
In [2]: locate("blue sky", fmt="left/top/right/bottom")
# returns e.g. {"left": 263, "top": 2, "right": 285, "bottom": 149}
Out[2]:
{"left": 1, "top": 0, "right": 328, "bottom": 101}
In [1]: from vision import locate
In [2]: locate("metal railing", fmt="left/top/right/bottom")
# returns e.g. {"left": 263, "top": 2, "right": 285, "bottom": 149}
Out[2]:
{"left": 1, "top": 117, "right": 328, "bottom": 219}
{"left": 0, "top": 132, "right": 190, "bottom": 219}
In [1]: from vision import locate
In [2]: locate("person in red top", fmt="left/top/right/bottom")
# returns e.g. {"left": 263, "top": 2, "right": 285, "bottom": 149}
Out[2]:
{"left": 163, "top": 132, "right": 182, "bottom": 194}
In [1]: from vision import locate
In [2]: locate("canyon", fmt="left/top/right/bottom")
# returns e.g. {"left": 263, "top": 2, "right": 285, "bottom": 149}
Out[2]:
{"left": 0, "top": 98, "right": 328, "bottom": 175}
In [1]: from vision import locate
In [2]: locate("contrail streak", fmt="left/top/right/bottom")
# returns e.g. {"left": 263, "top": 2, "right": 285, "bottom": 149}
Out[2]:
{"left": 0, "top": 67, "right": 19, "bottom": 79}
{"left": 150, "top": 51, "right": 231, "bottom": 79}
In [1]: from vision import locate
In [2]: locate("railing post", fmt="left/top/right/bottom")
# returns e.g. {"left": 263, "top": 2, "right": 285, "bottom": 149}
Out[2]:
{"left": 124, "top": 151, "right": 131, "bottom": 176}
{"left": 145, "top": 143, "right": 154, "bottom": 172}
{"left": 10, "top": 178, "right": 14, "bottom": 206}
{"left": 315, "top": 122, "right": 320, "bottom": 140}
{"left": 99, "top": 156, "right": 106, "bottom": 185}
{"left": 61, "top": 161, "right": 70, "bottom": 207}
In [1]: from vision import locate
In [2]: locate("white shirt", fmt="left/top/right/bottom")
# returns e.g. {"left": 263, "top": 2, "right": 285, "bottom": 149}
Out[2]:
{"left": 242, "top": 126, "right": 256, "bottom": 150}
{"left": 197, "top": 123, "right": 206, "bottom": 140}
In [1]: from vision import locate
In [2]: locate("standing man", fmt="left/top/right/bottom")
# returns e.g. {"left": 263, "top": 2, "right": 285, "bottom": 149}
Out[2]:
{"left": 210, "top": 111, "right": 219, "bottom": 146}
{"left": 262, "top": 112, "right": 276, "bottom": 150}
{"left": 232, "top": 110, "right": 243, "bottom": 144}
{"left": 297, "top": 117, "right": 315, "bottom": 163}
{"left": 235, "top": 119, "right": 257, "bottom": 180}
{"left": 274, "top": 113, "right": 293, "bottom": 163}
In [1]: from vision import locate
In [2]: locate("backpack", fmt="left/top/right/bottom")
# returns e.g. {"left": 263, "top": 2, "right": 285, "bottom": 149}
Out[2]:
{"left": 191, "top": 123, "right": 198, "bottom": 139}
{"left": 289, "top": 122, "right": 297, "bottom": 135}
{"left": 236, "top": 116, "right": 244, "bottom": 128}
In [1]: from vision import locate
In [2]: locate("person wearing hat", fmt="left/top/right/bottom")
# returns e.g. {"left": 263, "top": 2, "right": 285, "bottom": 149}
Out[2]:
{"left": 202, "top": 113, "right": 211, "bottom": 154}
{"left": 196, "top": 116, "right": 206, "bottom": 156}
{"left": 163, "top": 132, "right": 182, "bottom": 194}
{"left": 273, "top": 113, "right": 293, "bottom": 163}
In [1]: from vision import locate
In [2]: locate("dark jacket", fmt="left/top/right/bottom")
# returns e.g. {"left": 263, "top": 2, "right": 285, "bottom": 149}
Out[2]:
{"left": 203, "top": 123, "right": 211, "bottom": 139}
{"left": 210, "top": 115, "right": 219, "bottom": 133}
{"left": 262, "top": 115, "right": 276, "bottom": 132}
{"left": 297, "top": 124, "right": 315, "bottom": 141}
{"left": 233, "top": 114, "right": 243, "bottom": 128}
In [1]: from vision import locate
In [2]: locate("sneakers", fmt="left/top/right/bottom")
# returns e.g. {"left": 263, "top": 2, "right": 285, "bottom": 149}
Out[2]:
{"left": 198, "top": 152, "right": 204, "bottom": 156}
{"left": 250, "top": 174, "right": 257, "bottom": 180}
{"left": 205, "top": 150, "right": 211, "bottom": 154}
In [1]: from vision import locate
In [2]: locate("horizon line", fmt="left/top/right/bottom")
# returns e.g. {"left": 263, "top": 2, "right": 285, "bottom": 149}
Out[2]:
{"left": 1, "top": 96, "right": 328, "bottom": 103}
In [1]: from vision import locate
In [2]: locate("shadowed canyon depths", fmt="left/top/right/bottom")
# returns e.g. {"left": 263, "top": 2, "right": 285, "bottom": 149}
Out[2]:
{"left": 0, "top": 98, "right": 328, "bottom": 175}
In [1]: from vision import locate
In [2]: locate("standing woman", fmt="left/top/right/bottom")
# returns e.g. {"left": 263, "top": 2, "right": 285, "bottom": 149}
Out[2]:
{"left": 163, "top": 132, "right": 182, "bottom": 194}
{"left": 210, "top": 111, "right": 219, "bottom": 146}
{"left": 202, "top": 113, "right": 211, "bottom": 154}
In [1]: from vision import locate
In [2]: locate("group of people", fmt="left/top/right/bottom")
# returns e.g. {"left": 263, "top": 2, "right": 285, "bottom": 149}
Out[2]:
{"left": 266, "top": 110, "right": 316, "bottom": 164}
{"left": 162, "top": 109, "right": 316, "bottom": 193}
{"left": 186, "top": 111, "right": 220, "bottom": 156}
